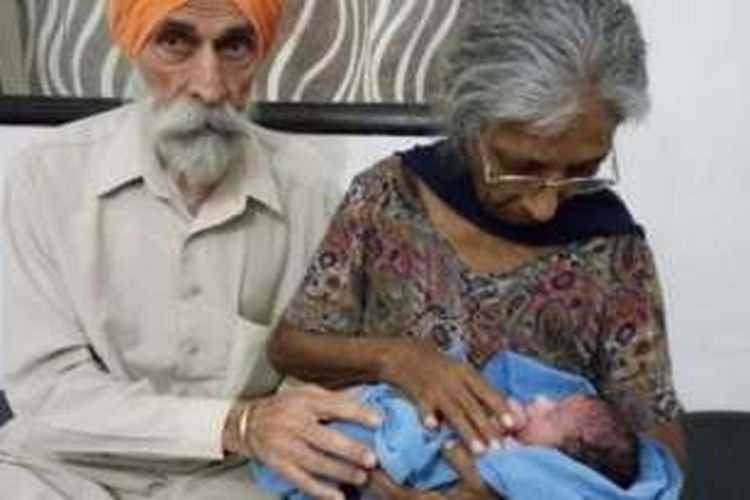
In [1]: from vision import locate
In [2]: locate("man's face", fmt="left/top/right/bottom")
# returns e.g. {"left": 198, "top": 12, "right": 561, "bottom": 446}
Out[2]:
{"left": 134, "top": 0, "right": 260, "bottom": 108}
{"left": 513, "top": 395, "right": 592, "bottom": 446}
{"left": 131, "top": 0, "right": 262, "bottom": 189}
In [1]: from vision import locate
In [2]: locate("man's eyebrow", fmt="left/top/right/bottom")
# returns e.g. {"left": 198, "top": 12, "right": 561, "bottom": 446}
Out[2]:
{"left": 215, "top": 24, "right": 257, "bottom": 44}
{"left": 155, "top": 19, "right": 199, "bottom": 38}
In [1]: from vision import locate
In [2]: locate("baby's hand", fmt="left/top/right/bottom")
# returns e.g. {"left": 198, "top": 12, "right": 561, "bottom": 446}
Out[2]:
{"left": 505, "top": 398, "right": 528, "bottom": 429}
{"left": 500, "top": 436, "right": 522, "bottom": 450}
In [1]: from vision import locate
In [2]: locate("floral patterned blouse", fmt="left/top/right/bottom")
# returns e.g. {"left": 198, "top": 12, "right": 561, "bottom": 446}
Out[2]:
{"left": 283, "top": 157, "right": 682, "bottom": 429}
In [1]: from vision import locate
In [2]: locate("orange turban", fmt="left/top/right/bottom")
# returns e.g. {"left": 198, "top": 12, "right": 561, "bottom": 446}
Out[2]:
{"left": 108, "top": 0, "right": 285, "bottom": 58}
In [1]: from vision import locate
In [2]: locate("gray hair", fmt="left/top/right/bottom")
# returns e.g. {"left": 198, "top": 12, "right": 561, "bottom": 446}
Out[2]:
{"left": 143, "top": 97, "right": 250, "bottom": 189}
{"left": 437, "top": 0, "right": 649, "bottom": 138}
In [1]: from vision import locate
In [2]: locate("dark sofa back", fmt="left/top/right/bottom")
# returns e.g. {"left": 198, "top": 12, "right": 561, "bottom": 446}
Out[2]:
{"left": 0, "top": 391, "right": 11, "bottom": 428}
{"left": 683, "top": 412, "right": 750, "bottom": 500}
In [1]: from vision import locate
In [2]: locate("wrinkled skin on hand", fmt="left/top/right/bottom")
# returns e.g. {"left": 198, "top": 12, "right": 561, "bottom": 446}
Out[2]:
{"left": 382, "top": 339, "right": 518, "bottom": 454}
{"left": 241, "top": 385, "right": 382, "bottom": 500}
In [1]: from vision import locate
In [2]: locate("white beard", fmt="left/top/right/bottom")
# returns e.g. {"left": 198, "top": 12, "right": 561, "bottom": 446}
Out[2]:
{"left": 143, "top": 97, "right": 250, "bottom": 189}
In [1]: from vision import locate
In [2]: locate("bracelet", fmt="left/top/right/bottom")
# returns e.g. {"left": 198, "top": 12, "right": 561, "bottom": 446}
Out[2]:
{"left": 238, "top": 402, "right": 254, "bottom": 455}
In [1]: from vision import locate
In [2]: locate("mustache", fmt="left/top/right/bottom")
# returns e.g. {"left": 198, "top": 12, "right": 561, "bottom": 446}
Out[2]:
{"left": 149, "top": 99, "right": 249, "bottom": 140}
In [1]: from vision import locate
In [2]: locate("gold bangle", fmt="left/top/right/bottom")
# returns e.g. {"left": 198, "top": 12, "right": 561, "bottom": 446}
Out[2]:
{"left": 238, "top": 402, "right": 254, "bottom": 454}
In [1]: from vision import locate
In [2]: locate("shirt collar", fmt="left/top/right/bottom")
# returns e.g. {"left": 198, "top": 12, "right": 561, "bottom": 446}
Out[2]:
{"left": 235, "top": 130, "right": 284, "bottom": 216}
{"left": 91, "top": 104, "right": 154, "bottom": 197}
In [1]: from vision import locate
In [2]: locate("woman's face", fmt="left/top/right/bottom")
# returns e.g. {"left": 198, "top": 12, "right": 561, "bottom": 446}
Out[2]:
{"left": 469, "top": 99, "right": 618, "bottom": 225}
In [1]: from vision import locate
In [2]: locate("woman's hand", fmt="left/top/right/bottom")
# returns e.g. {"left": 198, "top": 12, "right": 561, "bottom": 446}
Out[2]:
{"left": 380, "top": 338, "right": 516, "bottom": 453}
{"left": 226, "top": 385, "right": 381, "bottom": 500}
{"left": 370, "top": 441, "right": 496, "bottom": 499}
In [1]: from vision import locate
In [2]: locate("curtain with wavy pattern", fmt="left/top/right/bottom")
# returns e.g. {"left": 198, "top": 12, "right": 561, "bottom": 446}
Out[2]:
{"left": 9, "top": 0, "right": 463, "bottom": 102}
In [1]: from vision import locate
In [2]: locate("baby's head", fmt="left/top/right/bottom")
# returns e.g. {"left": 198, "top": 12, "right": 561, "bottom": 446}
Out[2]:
{"left": 511, "top": 394, "right": 638, "bottom": 488}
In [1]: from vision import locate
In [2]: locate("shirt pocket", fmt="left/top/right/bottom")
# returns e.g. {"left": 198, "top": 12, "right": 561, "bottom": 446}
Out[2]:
{"left": 223, "top": 316, "right": 281, "bottom": 398}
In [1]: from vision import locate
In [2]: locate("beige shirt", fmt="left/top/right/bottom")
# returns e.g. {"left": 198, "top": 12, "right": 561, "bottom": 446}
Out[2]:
{"left": 0, "top": 103, "right": 340, "bottom": 494}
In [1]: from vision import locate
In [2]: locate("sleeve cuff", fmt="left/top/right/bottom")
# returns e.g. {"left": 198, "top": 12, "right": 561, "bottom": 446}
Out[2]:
{"left": 171, "top": 397, "right": 234, "bottom": 460}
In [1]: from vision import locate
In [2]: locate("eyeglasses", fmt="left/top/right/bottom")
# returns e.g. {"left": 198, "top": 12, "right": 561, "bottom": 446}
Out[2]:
{"left": 476, "top": 139, "right": 620, "bottom": 197}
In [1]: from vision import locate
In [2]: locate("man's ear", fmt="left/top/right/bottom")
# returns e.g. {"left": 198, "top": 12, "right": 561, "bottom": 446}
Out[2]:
{"left": 124, "top": 69, "right": 149, "bottom": 99}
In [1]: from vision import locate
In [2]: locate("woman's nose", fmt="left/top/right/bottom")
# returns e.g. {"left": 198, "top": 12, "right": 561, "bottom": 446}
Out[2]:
{"left": 521, "top": 187, "right": 560, "bottom": 223}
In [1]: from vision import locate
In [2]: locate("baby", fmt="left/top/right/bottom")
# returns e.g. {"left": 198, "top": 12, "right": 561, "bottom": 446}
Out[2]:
{"left": 253, "top": 352, "right": 681, "bottom": 499}
{"left": 504, "top": 393, "right": 638, "bottom": 489}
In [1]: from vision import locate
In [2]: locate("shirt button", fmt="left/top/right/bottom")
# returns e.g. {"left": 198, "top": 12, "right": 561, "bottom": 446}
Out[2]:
{"left": 181, "top": 340, "right": 200, "bottom": 356}
{"left": 147, "top": 480, "right": 168, "bottom": 495}
{"left": 182, "top": 283, "right": 201, "bottom": 298}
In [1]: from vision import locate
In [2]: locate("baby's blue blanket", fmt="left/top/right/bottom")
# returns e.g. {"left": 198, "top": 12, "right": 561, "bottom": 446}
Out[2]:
{"left": 252, "top": 352, "right": 683, "bottom": 499}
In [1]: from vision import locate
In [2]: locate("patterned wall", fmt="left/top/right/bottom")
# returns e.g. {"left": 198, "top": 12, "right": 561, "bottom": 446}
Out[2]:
{"left": 13, "top": 0, "right": 464, "bottom": 102}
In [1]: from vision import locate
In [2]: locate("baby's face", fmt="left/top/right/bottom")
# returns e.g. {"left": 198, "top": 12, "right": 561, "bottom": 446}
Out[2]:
{"left": 512, "top": 394, "right": 592, "bottom": 446}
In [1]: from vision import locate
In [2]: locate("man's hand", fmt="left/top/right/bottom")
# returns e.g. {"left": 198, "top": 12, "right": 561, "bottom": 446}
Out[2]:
{"left": 225, "top": 385, "right": 381, "bottom": 500}
{"left": 381, "top": 339, "right": 515, "bottom": 454}
{"left": 370, "top": 440, "right": 496, "bottom": 499}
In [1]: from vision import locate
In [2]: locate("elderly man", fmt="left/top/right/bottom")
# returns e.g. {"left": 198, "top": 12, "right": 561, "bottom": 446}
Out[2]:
{"left": 0, "top": 1, "right": 380, "bottom": 499}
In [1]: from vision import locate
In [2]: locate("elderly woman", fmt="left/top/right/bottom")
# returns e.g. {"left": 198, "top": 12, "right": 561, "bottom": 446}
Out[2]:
{"left": 269, "top": 0, "right": 684, "bottom": 495}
